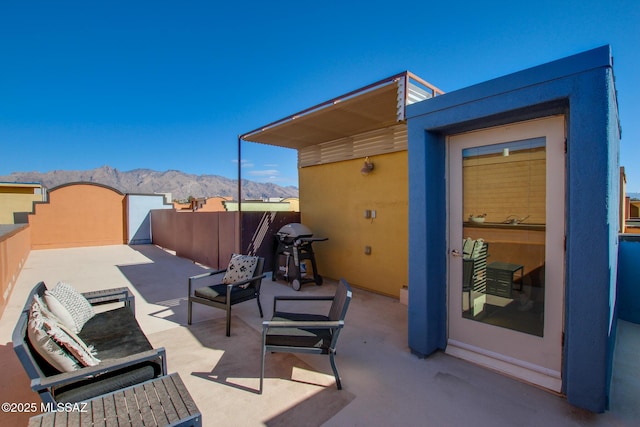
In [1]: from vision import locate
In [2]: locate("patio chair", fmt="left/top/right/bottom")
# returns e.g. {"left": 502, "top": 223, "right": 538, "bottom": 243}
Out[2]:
{"left": 462, "top": 238, "right": 488, "bottom": 312}
{"left": 260, "top": 278, "right": 352, "bottom": 394}
{"left": 187, "top": 255, "right": 266, "bottom": 337}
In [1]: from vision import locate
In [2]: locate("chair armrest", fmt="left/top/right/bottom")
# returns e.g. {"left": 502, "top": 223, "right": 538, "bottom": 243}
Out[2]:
{"left": 190, "top": 270, "right": 226, "bottom": 281}
{"left": 82, "top": 287, "right": 133, "bottom": 306}
{"left": 273, "top": 295, "right": 334, "bottom": 313}
{"left": 262, "top": 320, "right": 344, "bottom": 330}
{"left": 188, "top": 270, "right": 226, "bottom": 294}
{"left": 227, "top": 273, "right": 267, "bottom": 289}
{"left": 225, "top": 274, "right": 267, "bottom": 301}
{"left": 82, "top": 287, "right": 135, "bottom": 313}
{"left": 32, "top": 347, "right": 167, "bottom": 391}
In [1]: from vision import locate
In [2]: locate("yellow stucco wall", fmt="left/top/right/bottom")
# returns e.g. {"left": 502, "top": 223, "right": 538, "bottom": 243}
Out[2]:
{"left": 0, "top": 185, "right": 42, "bottom": 224}
{"left": 299, "top": 151, "right": 408, "bottom": 297}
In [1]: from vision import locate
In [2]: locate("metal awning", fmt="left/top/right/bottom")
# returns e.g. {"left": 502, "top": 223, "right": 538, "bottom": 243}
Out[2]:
{"left": 240, "top": 71, "right": 443, "bottom": 149}
{"left": 234, "top": 71, "right": 443, "bottom": 226}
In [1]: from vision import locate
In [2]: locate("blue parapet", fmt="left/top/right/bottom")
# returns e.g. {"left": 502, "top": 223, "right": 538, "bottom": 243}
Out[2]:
{"left": 618, "top": 235, "right": 640, "bottom": 324}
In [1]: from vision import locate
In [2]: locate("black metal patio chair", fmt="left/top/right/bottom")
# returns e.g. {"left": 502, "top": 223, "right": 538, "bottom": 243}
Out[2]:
{"left": 260, "top": 278, "right": 352, "bottom": 393}
{"left": 187, "top": 255, "right": 265, "bottom": 337}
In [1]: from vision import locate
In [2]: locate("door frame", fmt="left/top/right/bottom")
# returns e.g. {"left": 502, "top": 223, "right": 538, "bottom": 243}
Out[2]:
{"left": 445, "top": 115, "right": 566, "bottom": 392}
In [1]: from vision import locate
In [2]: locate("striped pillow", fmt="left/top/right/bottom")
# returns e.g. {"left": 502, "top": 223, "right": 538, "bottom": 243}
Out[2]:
{"left": 44, "top": 282, "right": 95, "bottom": 333}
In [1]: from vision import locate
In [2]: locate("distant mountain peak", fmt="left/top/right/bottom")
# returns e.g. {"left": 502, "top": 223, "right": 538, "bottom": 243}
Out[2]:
{"left": 0, "top": 166, "right": 298, "bottom": 201}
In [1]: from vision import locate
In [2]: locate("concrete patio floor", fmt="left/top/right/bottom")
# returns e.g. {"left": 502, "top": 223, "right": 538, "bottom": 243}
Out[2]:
{"left": 1, "top": 244, "right": 638, "bottom": 426}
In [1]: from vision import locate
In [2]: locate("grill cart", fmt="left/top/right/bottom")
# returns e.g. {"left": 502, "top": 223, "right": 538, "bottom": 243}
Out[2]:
{"left": 272, "top": 223, "right": 328, "bottom": 291}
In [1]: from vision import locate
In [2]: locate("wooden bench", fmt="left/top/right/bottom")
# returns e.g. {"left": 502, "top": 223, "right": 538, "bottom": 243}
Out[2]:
{"left": 28, "top": 373, "right": 201, "bottom": 427}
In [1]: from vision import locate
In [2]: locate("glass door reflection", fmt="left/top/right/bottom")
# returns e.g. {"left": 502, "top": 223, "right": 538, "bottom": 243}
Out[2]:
{"left": 462, "top": 138, "right": 546, "bottom": 337}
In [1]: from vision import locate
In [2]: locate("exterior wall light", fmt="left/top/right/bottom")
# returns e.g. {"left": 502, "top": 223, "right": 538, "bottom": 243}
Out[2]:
{"left": 361, "top": 157, "right": 374, "bottom": 175}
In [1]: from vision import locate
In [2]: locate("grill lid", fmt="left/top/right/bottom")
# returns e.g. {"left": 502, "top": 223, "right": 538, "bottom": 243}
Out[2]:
{"left": 278, "top": 223, "right": 313, "bottom": 238}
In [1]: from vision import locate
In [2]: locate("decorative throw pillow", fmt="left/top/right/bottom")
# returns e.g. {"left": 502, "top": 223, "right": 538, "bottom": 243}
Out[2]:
{"left": 221, "top": 254, "right": 258, "bottom": 288}
{"left": 28, "top": 296, "right": 80, "bottom": 372}
{"left": 28, "top": 295, "right": 100, "bottom": 372}
{"left": 46, "top": 318, "right": 100, "bottom": 368}
{"left": 44, "top": 282, "right": 95, "bottom": 333}
{"left": 43, "top": 294, "right": 76, "bottom": 333}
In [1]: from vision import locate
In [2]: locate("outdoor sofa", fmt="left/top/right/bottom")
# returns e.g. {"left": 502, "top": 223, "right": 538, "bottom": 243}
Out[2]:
{"left": 12, "top": 281, "right": 167, "bottom": 404}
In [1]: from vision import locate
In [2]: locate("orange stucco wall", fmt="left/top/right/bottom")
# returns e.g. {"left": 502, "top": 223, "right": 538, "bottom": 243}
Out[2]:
{"left": 29, "top": 183, "right": 126, "bottom": 249}
{"left": 199, "top": 197, "right": 229, "bottom": 212}
{"left": 0, "top": 225, "right": 31, "bottom": 318}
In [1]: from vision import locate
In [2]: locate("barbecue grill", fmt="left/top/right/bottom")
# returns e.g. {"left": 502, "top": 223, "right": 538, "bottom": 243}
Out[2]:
{"left": 272, "top": 223, "right": 328, "bottom": 291}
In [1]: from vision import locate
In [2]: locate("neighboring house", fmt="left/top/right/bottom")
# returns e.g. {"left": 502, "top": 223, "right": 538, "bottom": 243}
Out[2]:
{"left": 281, "top": 197, "right": 300, "bottom": 212}
{"left": 625, "top": 198, "right": 640, "bottom": 233}
{"left": 0, "top": 182, "right": 46, "bottom": 224}
{"left": 241, "top": 46, "right": 622, "bottom": 413}
{"left": 223, "top": 198, "right": 299, "bottom": 212}
{"left": 627, "top": 199, "right": 640, "bottom": 218}
{"left": 174, "top": 196, "right": 231, "bottom": 212}
{"left": 173, "top": 201, "right": 191, "bottom": 210}
{"left": 199, "top": 196, "right": 232, "bottom": 212}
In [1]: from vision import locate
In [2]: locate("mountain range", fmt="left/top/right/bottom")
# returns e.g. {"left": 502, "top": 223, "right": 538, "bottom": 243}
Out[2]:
{"left": 0, "top": 166, "right": 299, "bottom": 201}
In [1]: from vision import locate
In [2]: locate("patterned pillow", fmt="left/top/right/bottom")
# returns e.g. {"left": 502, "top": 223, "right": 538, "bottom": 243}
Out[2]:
{"left": 28, "top": 295, "right": 100, "bottom": 372}
{"left": 222, "top": 254, "right": 258, "bottom": 287}
{"left": 44, "top": 282, "right": 95, "bottom": 333}
{"left": 46, "top": 317, "right": 100, "bottom": 368}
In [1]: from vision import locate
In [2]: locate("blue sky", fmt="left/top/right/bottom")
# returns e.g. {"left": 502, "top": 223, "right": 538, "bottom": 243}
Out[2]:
{"left": 1, "top": 1, "right": 638, "bottom": 190}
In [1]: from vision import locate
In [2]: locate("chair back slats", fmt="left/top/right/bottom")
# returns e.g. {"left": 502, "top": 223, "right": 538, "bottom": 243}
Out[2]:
{"left": 462, "top": 239, "right": 488, "bottom": 294}
{"left": 250, "top": 257, "right": 265, "bottom": 292}
{"left": 328, "top": 279, "right": 352, "bottom": 321}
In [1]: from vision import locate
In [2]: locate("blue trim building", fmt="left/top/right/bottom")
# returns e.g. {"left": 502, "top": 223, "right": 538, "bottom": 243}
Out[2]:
{"left": 406, "top": 46, "right": 620, "bottom": 412}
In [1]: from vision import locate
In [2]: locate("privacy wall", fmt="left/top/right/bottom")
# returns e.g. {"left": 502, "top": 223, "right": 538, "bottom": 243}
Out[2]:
{"left": 0, "top": 224, "right": 30, "bottom": 317}
{"left": 29, "top": 183, "right": 126, "bottom": 249}
{"left": 151, "top": 209, "right": 300, "bottom": 270}
{"left": 126, "top": 194, "right": 172, "bottom": 244}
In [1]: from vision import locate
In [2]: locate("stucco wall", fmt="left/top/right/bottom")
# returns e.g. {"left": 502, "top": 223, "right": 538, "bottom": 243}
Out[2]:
{"left": 0, "top": 225, "right": 30, "bottom": 318}
{"left": 406, "top": 45, "right": 619, "bottom": 413}
{"left": 127, "top": 194, "right": 172, "bottom": 244}
{"left": 29, "top": 183, "right": 126, "bottom": 249}
{"left": 299, "top": 151, "right": 408, "bottom": 297}
{"left": 0, "top": 191, "right": 42, "bottom": 224}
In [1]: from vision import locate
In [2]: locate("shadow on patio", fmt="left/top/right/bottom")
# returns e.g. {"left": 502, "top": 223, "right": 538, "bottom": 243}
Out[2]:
{"left": 1, "top": 244, "right": 638, "bottom": 426}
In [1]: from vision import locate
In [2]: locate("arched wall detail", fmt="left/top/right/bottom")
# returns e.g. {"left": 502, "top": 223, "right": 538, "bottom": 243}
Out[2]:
{"left": 29, "top": 182, "right": 126, "bottom": 249}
